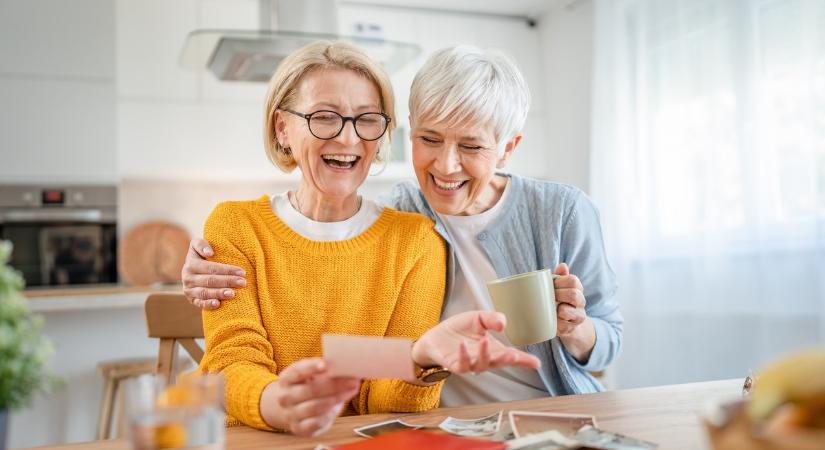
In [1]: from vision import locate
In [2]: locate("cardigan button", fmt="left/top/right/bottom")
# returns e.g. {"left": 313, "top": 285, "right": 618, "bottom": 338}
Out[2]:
{"left": 477, "top": 232, "right": 488, "bottom": 241}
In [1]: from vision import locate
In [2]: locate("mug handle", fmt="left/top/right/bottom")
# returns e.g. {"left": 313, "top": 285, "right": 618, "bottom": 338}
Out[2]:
{"left": 547, "top": 272, "right": 562, "bottom": 303}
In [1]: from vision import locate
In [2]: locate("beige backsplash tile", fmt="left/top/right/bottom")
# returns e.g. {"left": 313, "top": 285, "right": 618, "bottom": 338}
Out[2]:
{"left": 118, "top": 177, "right": 404, "bottom": 239}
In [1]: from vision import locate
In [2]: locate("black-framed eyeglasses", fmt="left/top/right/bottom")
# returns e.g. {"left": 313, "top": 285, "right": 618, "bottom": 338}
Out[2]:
{"left": 283, "top": 109, "right": 391, "bottom": 141}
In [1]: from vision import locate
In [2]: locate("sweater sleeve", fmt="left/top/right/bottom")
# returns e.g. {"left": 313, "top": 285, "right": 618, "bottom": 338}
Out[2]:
{"left": 198, "top": 203, "right": 279, "bottom": 431}
{"left": 351, "top": 223, "right": 447, "bottom": 414}
{"left": 559, "top": 191, "right": 623, "bottom": 372}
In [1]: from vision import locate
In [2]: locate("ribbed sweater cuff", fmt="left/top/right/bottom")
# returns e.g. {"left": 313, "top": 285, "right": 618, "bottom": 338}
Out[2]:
{"left": 224, "top": 366, "right": 279, "bottom": 431}
{"left": 565, "top": 318, "right": 612, "bottom": 372}
{"left": 361, "top": 379, "right": 443, "bottom": 413}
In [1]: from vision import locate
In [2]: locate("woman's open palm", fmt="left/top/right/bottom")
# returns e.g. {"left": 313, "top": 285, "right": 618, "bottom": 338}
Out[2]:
{"left": 413, "top": 311, "right": 541, "bottom": 374}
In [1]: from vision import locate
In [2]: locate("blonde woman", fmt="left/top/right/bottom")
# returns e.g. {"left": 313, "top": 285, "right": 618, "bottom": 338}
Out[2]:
{"left": 197, "top": 41, "right": 539, "bottom": 437}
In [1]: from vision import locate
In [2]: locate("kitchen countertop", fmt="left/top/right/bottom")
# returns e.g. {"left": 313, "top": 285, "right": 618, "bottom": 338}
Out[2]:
{"left": 24, "top": 284, "right": 182, "bottom": 313}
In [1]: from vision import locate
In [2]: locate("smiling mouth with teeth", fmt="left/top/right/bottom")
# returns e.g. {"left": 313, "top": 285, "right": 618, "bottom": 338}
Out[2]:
{"left": 321, "top": 154, "right": 360, "bottom": 169}
{"left": 432, "top": 174, "right": 467, "bottom": 190}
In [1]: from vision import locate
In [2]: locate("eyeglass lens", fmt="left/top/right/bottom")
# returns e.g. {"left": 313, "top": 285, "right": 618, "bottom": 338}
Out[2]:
{"left": 308, "top": 111, "right": 388, "bottom": 141}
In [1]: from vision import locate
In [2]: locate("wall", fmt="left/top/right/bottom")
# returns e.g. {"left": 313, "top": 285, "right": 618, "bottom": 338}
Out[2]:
{"left": 0, "top": 0, "right": 116, "bottom": 184}
{"left": 536, "top": 0, "right": 595, "bottom": 192}
{"left": 118, "top": 177, "right": 400, "bottom": 239}
{"left": 115, "top": 0, "right": 275, "bottom": 182}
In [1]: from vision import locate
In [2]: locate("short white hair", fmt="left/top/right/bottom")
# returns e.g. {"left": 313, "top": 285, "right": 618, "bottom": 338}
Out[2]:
{"left": 409, "top": 46, "right": 530, "bottom": 146}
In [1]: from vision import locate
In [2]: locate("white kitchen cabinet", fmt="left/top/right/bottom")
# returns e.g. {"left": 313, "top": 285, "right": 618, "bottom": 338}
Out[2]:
{"left": 116, "top": 0, "right": 200, "bottom": 100}
{"left": 0, "top": 0, "right": 116, "bottom": 183}
{"left": 116, "top": 0, "right": 265, "bottom": 103}
{"left": 0, "top": 78, "right": 116, "bottom": 183}
{"left": 117, "top": 100, "right": 273, "bottom": 180}
{"left": 0, "top": 0, "right": 115, "bottom": 79}
{"left": 115, "top": 0, "right": 276, "bottom": 181}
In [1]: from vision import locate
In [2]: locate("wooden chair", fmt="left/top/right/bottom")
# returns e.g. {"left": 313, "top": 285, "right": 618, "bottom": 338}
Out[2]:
{"left": 95, "top": 356, "right": 155, "bottom": 440}
{"left": 95, "top": 293, "right": 202, "bottom": 440}
{"left": 144, "top": 293, "right": 205, "bottom": 382}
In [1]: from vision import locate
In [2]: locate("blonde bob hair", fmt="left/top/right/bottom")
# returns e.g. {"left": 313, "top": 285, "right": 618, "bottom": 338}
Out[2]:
{"left": 409, "top": 45, "right": 530, "bottom": 149}
{"left": 263, "top": 41, "right": 396, "bottom": 172}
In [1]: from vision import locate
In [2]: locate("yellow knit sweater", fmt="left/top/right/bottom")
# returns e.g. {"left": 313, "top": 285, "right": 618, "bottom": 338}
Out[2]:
{"left": 198, "top": 195, "right": 447, "bottom": 431}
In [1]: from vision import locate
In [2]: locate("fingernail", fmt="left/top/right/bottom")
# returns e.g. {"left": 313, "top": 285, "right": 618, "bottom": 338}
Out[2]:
{"left": 211, "top": 300, "right": 219, "bottom": 307}
{"left": 203, "top": 247, "right": 213, "bottom": 256}
{"left": 235, "top": 269, "right": 246, "bottom": 276}
{"left": 223, "top": 289, "right": 234, "bottom": 298}
{"left": 234, "top": 278, "right": 246, "bottom": 287}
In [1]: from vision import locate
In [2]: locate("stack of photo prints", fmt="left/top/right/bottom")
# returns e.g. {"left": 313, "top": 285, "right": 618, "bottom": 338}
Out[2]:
{"left": 315, "top": 410, "right": 658, "bottom": 450}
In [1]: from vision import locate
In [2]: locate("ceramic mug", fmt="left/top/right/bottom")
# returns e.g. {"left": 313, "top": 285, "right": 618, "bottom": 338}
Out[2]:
{"left": 487, "top": 268, "right": 559, "bottom": 346}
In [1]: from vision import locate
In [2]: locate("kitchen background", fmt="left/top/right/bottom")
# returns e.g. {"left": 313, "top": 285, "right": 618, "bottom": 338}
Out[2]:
{"left": 1, "top": 0, "right": 823, "bottom": 448}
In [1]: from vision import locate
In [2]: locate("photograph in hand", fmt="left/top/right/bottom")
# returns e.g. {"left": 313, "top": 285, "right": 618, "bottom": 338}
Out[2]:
{"left": 322, "top": 334, "right": 415, "bottom": 380}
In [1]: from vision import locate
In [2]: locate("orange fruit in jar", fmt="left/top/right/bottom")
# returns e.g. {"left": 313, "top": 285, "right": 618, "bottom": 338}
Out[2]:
{"left": 156, "top": 386, "right": 194, "bottom": 408}
{"left": 153, "top": 422, "right": 187, "bottom": 449}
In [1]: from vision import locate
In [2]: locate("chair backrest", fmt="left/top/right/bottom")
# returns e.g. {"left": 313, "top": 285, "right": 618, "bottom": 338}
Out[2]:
{"left": 144, "top": 293, "right": 204, "bottom": 382}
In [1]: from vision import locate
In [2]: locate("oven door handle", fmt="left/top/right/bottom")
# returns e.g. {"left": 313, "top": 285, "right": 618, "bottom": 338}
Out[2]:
{"left": 1, "top": 209, "right": 104, "bottom": 223}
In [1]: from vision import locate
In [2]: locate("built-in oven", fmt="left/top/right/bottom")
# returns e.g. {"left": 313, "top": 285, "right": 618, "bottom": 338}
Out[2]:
{"left": 0, "top": 185, "right": 118, "bottom": 288}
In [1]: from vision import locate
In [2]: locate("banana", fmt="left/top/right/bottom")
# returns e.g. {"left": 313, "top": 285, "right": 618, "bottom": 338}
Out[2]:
{"left": 747, "top": 348, "right": 825, "bottom": 426}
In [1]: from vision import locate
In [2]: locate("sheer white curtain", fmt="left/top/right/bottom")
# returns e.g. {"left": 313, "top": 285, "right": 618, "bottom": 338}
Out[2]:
{"left": 591, "top": 0, "right": 825, "bottom": 388}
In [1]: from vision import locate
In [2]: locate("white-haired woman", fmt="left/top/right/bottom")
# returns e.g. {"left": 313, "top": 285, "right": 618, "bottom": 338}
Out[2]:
{"left": 196, "top": 41, "right": 540, "bottom": 438}
{"left": 186, "top": 45, "right": 622, "bottom": 406}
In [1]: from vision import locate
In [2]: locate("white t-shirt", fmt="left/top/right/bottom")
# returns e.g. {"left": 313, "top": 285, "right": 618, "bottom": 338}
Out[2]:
{"left": 271, "top": 192, "right": 383, "bottom": 241}
{"left": 437, "top": 180, "right": 549, "bottom": 406}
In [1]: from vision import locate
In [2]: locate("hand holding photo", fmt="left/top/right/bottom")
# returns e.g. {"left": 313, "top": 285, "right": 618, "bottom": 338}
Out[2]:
{"left": 322, "top": 334, "right": 415, "bottom": 380}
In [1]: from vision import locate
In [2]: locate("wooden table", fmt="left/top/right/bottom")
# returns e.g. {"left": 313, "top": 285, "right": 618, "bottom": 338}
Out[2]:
{"left": 31, "top": 379, "right": 742, "bottom": 450}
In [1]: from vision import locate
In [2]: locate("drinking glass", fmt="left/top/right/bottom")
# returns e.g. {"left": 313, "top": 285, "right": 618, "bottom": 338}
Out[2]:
{"left": 124, "top": 373, "right": 225, "bottom": 450}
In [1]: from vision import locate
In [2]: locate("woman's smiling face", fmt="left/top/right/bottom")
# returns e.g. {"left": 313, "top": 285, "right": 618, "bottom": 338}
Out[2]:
{"left": 275, "top": 68, "right": 383, "bottom": 200}
{"left": 411, "top": 119, "right": 519, "bottom": 216}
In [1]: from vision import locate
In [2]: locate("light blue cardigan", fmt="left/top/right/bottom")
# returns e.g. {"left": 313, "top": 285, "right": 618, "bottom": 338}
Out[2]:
{"left": 382, "top": 174, "right": 623, "bottom": 396}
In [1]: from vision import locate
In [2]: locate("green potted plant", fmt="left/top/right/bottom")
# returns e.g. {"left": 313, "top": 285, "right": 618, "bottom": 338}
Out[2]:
{"left": 0, "top": 241, "right": 54, "bottom": 450}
